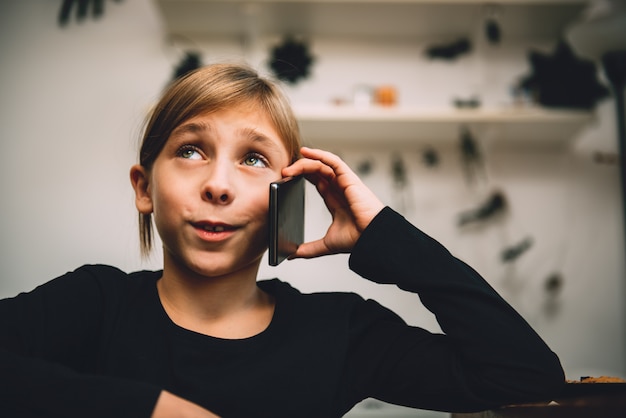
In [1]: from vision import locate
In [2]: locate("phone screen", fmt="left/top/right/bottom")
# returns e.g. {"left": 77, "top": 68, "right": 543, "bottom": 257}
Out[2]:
{"left": 268, "top": 176, "right": 305, "bottom": 266}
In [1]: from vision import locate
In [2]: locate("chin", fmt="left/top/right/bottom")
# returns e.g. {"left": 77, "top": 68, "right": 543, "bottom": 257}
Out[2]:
{"left": 189, "top": 254, "right": 263, "bottom": 280}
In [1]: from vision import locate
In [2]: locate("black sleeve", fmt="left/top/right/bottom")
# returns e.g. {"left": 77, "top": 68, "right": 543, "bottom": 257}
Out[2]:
{"left": 0, "top": 265, "right": 162, "bottom": 418}
{"left": 345, "top": 207, "right": 565, "bottom": 412}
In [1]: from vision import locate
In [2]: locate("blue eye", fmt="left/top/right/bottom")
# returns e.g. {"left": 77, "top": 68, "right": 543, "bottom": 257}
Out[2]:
{"left": 243, "top": 153, "right": 268, "bottom": 168}
{"left": 177, "top": 145, "right": 202, "bottom": 160}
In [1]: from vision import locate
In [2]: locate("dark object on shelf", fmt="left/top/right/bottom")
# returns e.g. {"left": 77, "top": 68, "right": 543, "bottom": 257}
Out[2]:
{"left": 483, "top": 4, "right": 501, "bottom": 45}
{"left": 459, "top": 127, "right": 485, "bottom": 184}
{"left": 544, "top": 272, "right": 563, "bottom": 295}
{"left": 173, "top": 52, "right": 202, "bottom": 82}
{"left": 458, "top": 191, "right": 507, "bottom": 227}
{"left": 485, "top": 18, "right": 501, "bottom": 45}
{"left": 501, "top": 237, "right": 533, "bottom": 263}
{"left": 593, "top": 151, "right": 619, "bottom": 165}
{"left": 519, "top": 40, "right": 609, "bottom": 110}
{"left": 453, "top": 96, "right": 481, "bottom": 109}
{"left": 356, "top": 159, "right": 374, "bottom": 176}
{"left": 58, "top": 0, "right": 122, "bottom": 27}
{"left": 391, "top": 154, "right": 408, "bottom": 188}
{"left": 601, "top": 50, "right": 626, "bottom": 258}
{"left": 269, "top": 36, "right": 315, "bottom": 85}
{"left": 543, "top": 272, "right": 563, "bottom": 317}
{"left": 425, "top": 38, "right": 472, "bottom": 60}
{"left": 391, "top": 154, "right": 412, "bottom": 214}
{"left": 422, "top": 147, "right": 439, "bottom": 167}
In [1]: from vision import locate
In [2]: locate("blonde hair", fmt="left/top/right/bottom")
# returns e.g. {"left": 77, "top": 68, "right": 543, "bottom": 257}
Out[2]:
{"left": 137, "top": 63, "right": 302, "bottom": 256}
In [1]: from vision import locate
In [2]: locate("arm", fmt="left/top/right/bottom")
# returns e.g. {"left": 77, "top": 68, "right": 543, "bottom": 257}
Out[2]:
{"left": 347, "top": 207, "right": 564, "bottom": 411}
{"left": 284, "top": 148, "right": 564, "bottom": 412}
{"left": 0, "top": 348, "right": 161, "bottom": 418}
{"left": 0, "top": 266, "right": 160, "bottom": 417}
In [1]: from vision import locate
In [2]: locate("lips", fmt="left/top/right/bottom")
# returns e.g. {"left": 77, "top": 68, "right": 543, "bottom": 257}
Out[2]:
{"left": 192, "top": 221, "right": 237, "bottom": 241}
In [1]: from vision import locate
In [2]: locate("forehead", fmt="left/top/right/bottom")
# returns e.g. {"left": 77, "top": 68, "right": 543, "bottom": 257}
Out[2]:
{"left": 170, "top": 105, "right": 289, "bottom": 154}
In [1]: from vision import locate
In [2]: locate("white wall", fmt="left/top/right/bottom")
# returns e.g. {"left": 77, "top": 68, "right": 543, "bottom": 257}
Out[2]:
{"left": 0, "top": 0, "right": 624, "bottom": 393}
{"left": 0, "top": 0, "right": 170, "bottom": 295}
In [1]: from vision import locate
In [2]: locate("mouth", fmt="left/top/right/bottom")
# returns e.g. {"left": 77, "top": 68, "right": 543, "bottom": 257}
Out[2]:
{"left": 198, "top": 224, "right": 231, "bottom": 233}
{"left": 193, "top": 221, "right": 236, "bottom": 231}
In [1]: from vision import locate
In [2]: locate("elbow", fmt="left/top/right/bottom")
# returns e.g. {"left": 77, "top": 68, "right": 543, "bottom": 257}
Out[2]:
{"left": 532, "top": 353, "right": 566, "bottom": 399}
{"left": 509, "top": 351, "right": 567, "bottom": 403}
{"left": 476, "top": 351, "right": 567, "bottom": 408}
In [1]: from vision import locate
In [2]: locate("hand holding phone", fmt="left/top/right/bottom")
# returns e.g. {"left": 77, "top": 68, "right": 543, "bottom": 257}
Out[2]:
{"left": 279, "top": 147, "right": 385, "bottom": 259}
{"left": 268, "top": 176, "right": 305, "bottom": 266}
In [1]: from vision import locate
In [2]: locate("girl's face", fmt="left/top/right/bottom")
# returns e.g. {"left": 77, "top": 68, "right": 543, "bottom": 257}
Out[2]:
{"left": 139, "top": 104, "right": 291, "bottom": 279}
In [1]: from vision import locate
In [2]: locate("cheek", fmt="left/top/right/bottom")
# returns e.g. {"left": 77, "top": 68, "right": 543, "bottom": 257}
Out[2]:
{"left": 150, "top": 179, "right": 172, "bottom": 214}
{"left": 151, "top": 172, "right": 194, "bottom": 219}
{"left": 248, "top": 187, "right": 270, "bottom": 222}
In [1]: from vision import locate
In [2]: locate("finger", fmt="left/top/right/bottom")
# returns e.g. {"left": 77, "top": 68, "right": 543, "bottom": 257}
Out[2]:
{"left": 282, "top": 157, "right": 335, "bottom": 180}
{"left": 290, "top": 239, "right": 332, "bottom": 260}
{"left": 281, "top": 161, "right": 342, "bottom": 209}
{"left": 299, "top": 148, "right": 365, "bottom": 193}
{"left": 313, "top": 176, "right": 350, "bottom": 214}
{"left": 299, "top": 147, "right": 354, "bottom": 178}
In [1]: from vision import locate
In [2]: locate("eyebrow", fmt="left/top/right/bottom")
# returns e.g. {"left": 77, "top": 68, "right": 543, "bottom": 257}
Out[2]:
{"left": 170, "top": 121, "right": 209, "bottom": 137}
{"left": 170, "top": 122, "right": 284, "bottom": 152}
{"left": 239, "top": 127, "right": 282, "bottom": 150}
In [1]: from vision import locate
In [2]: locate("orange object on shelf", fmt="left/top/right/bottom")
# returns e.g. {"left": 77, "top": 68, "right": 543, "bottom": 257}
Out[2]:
{"left": 375, "top": 85, "right": 397, "bottom": 106}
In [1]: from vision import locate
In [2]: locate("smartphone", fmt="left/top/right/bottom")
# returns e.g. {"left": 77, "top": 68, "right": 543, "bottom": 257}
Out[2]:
{"left": 268, "top": 176, "right": 305, "bottom": 266}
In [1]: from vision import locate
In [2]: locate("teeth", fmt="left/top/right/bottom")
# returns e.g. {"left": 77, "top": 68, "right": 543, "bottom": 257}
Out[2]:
{"left": 202, "top": 225, "right": 226, "bottom": 232}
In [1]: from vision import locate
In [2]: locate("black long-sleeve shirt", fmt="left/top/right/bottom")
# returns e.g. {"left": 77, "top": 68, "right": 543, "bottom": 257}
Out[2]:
{"left": 0, "top": 207, "right": 565, "bottom": 417}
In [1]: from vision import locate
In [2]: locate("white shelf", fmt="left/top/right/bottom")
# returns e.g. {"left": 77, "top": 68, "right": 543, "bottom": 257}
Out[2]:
{"left": 294, "top": 105, "right": 594, "bottom": 149}
{"left": 155, "top": 0, "right": 587, "bottom": 41}
{"left": 154, "top": 0, "right": 594, "bottom": 150}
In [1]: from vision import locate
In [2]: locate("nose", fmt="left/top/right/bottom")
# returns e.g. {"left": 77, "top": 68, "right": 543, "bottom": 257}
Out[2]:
{"left": 202, "top": 161, "right": 234, "bottom": 205}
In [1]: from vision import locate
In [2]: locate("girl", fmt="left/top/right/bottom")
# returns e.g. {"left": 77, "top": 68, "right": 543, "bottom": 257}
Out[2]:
{"left": 0, "top": 63, "right": 564, "bottom": 418}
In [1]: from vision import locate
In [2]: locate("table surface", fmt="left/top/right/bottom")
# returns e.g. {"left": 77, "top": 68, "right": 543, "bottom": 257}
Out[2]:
{"left": 452, "top": 383, "right": 626, "bottom": 418}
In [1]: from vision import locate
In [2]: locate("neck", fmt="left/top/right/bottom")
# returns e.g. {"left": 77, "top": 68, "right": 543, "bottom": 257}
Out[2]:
{"left": 157, "top": 254, "right": 274, "bottom": 339}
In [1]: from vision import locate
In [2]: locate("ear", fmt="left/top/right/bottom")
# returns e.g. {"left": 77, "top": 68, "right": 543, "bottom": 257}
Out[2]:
{"left": 130, "top": 164, "right": 153, "bottom": 214}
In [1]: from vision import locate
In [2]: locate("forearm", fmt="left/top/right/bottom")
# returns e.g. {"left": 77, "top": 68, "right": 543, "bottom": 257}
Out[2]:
{"left": 0, "top": 348, "right": 161, "bottom": 418}
{"left": 349, "top": 207, "right": 564, "bottom": 407}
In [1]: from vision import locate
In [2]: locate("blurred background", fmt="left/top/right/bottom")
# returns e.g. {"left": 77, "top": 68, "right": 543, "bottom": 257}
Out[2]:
{"left": 0, "top": 1, "right": 625, "bottom": 416}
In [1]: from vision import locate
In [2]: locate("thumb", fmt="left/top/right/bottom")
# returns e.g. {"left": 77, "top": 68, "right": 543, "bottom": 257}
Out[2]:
{"left": 289, "top": 239, "right": 331, "bottom": 260}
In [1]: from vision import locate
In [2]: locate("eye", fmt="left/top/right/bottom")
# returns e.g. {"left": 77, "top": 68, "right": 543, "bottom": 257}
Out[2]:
{"left": 243, "top": 152, "right": 268, "bottom": 168}
{"left": 176, "top": 145, "right": 202, "bottom": 160}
